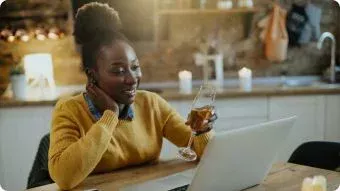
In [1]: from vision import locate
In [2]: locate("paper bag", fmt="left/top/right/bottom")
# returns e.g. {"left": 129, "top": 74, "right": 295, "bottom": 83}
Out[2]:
{"left": 264, "top": 4, "right": 288, "bottom": 62}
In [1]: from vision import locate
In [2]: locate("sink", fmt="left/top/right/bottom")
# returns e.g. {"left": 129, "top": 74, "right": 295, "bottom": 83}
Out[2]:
{"left": 278, "top": 78, "right": 340, "bottom": 89}
{"left": 283, "top": 79, "right": 315, "bottom": 87}
{"left": 223, "top": 76, "right": 324, "bottom": 89}
{"left": 136, "top": 76, "right": 340, "bottom": 93}
{"left": 311, "top": 83, "right": 340, "bottom": 89}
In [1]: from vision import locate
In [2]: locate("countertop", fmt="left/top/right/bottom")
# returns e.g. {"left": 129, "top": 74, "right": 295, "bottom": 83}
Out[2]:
{"left": 2, "top": 76, "right": 340, "bottom": 108}
{"left": 26, "top": 159, "right": 340, "bottom": 191}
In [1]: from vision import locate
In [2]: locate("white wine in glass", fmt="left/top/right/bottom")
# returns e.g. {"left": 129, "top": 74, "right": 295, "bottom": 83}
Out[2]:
{"left": 178, "top": 84, "right": 216, "bottom": 161}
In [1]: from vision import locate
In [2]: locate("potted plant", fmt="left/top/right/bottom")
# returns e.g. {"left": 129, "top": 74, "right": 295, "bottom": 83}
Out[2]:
{"left": 0, "top": 53, "right": 15, "bottom": 96}
{"left": 10, "top": 62, "right": 27, "bottom": 100}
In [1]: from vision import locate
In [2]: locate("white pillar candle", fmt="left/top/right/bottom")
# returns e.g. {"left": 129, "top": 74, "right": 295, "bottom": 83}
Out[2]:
{"left": 178, "top": 70, "right": 192, "bottom": 94}
{"left": 301, "top": 177, "right": 313, "bottom": 191}
{"left": 238, "top": 67, "right": 252, "bottom": 91}
{"left": 301, "top": 176, "right": 327, "bottom": 191}
{"left": 312, "top": 176, "right": 327, "bottom": 191}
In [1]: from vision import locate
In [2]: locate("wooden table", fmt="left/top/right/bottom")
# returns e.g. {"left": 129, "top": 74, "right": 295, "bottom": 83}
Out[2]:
{"left": 27, "top": 159, "right": 340, "bottom": 191}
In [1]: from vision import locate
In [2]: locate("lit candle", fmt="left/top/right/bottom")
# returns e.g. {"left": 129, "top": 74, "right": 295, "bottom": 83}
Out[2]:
{"left": 20, "top": 34, "right": 30, "bottom": 42}
{"left": 238, "top": 67, "right": 252, "bottom": 91}
{"left": 301, "top": 177, "right": 313, "bottom": 191}
{"left": 312, "top": 176, "right": 327, "bottom": 191}
{"left": 7, "top": 35, "right": 15, "bottom": 42}
{"left": 301, "top": 176, "right": 327, "bottom": 191}
{"left": 178, "top": 70, "right": 192, "bottom": 94}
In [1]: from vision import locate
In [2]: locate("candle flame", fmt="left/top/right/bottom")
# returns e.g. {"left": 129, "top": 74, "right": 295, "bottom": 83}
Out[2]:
{"left": 179, "top": 70, "right": 192, "bottom": 78}
{"left": 238, "top": 67, "right": 252, "bottom": 75}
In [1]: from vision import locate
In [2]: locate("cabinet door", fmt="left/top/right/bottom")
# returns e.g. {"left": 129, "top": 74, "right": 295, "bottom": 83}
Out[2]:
{"left": 0, "top": 106, "right": 54, "bottom": 191}
{"left": 324, "top": 95, "right": 340, "bottom": 141}
{"left": 214, "top": 98, "right": 268, "bottom": 132}
{"left": 268, "top": 96, "right": 325, "bottom": 162}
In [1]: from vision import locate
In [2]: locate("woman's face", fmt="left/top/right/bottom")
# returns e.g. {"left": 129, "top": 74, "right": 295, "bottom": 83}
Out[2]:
{"left": 93, "top": 40, "right": 142, "bottom": 105}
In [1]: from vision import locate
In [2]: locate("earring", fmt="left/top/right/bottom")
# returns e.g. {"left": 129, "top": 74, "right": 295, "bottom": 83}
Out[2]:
{"left": 91, "top": 78, "right": 97, "bottom": 85}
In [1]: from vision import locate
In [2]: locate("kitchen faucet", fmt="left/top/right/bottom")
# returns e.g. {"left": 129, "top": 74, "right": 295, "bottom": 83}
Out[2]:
{"left": 317, "top": 32, "right": 340, "bottom": 83}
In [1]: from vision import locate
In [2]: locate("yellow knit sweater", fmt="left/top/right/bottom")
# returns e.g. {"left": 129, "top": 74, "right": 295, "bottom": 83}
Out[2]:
{"left": 48, "top": 90, "right": 213, "bottom": 190}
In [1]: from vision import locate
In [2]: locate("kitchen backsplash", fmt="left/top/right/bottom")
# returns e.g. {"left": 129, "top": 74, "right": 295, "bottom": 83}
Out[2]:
{"left": 138, "top": 0, "right": 339, "bottom": 82}
{"left": 0, "top": 0, "right": 338, "bottom": 85}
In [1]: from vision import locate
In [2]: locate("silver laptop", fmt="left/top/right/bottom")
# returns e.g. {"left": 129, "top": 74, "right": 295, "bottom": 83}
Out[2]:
{"left": 121, "top": 117, "right": 296, "bottom": 191}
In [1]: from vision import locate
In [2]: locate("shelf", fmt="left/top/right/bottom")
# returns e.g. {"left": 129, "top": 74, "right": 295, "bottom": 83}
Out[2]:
{"left": 0, "top": 10, "right": 68, "bottom": 19}
{"left": 157, "top": 8, "right": 260, "bottom": 16}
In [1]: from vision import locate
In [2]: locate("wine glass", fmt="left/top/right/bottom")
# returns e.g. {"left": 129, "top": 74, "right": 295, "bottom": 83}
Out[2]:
{"left": 178, "top": 84, "right": 216, "bottom": 161}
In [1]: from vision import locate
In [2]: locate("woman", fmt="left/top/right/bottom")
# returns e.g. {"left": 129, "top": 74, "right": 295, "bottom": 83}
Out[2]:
{"left": 48, "top": 2, "right": 216, "bottom": 190}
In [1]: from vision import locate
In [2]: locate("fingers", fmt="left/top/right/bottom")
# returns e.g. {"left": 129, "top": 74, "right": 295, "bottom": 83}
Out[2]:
{"left": 208, "top": 112, "right": 218, "bottom": 123}
{"left": 86, "top": 83, "right": 97, "bottom": 98}
{"left": 202, "top": 119, "right": 213, "bottom": 127}
{"left": 87, "top": 83, "right": 107, "bottom": 99}
{"left": 195, "top": 121, "right": 213, "bottom": 135}
{"left": 91, "top": 83, "right": 106, "bottom": 95}
{"left": 185, "top": 113, "right": 192, "bottom": 125}
{"left": 193, "top": 120, "right": 213, "bottom": 131}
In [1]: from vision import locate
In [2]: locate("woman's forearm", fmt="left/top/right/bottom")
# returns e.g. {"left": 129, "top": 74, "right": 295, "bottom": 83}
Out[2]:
{"left": 48, "top": 110, "right": 118, "bottom": 190}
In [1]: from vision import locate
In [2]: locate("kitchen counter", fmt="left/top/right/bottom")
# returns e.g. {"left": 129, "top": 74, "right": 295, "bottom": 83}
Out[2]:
{"left": 2, "top": 83, "right": 340, "bottom": 108}
{"left": 26, "top": 160, "right": 340, "bottom": 191}
{"left": 2, "top": 76, "right": 340, "bottom": 108}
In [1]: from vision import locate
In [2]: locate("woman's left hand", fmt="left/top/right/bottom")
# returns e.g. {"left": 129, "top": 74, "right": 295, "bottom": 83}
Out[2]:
{"left": 186, "top": 108, "right": 218, "bottom": 135}
{"left": 199, "top": 109, "right": 218, "bottom": 135}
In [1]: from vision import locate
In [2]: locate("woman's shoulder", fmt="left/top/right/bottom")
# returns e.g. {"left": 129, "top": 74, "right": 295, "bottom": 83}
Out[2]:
{"left": 135, "top": 90, "right": 170, "bottom": 109}
{"left": 135, "top": 90, "right": 162, "bottom": 102}
{"left": 54, "top": 93, "right": 86, "bottom": 111}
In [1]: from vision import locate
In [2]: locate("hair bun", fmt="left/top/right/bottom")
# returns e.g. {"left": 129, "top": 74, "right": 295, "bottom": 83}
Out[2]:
{"left": 74, "top": 2, "right": 122, "bottom": 45}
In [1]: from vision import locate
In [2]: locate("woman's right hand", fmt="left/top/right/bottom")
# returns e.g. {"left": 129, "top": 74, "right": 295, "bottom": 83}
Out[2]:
{"left": 86, "top": 83, "right": 119, "bottom": 115}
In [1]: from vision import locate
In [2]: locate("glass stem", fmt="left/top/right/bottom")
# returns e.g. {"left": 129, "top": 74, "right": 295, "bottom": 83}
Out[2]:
{"left": 186, "top": 132, "right": 194, "bottom": 150}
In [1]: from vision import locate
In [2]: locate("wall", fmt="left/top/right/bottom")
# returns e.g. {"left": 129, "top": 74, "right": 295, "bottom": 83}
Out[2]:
{"left": 0, "top": 0, "right": 339, "bottom": 86}
{"left": 139, "top": 0, "right": 340, "bottom": 82}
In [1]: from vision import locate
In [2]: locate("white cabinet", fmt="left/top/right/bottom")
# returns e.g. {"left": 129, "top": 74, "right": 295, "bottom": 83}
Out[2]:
{"left": 0, "top": 106, "right": 53, "bottom": 191}
{"left": 213, "top": 98, "right": 268, "bottom": 132}
{"left": 1, "top": 94, "right": 340, "bottom": 190}
{"left": 268, "top": 96, "right": 325, "bottom": 161}
{"left": 169, "top": 98, "right": 269, "bottom": 132}
{"left": 164, "top": 95, "right": 335, "bottom": 163}
{"left": 324, "top": 95, "right": 340, "bottom": 141}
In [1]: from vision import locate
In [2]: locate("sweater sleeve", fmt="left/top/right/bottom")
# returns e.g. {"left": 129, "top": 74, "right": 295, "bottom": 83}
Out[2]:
{"left": 152, "top": 93, "right": 214, "bottom": 158}
{"left": 48, "top": 101, "right": 119, "bottom": 190}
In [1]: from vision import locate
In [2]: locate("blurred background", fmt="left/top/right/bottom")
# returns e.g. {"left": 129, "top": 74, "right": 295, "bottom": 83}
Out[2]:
{"left": 0, "top": 0, "right": 338, "bottom": 88}
{"left": 0, "top": 1, "right": 340, "bottom": 191}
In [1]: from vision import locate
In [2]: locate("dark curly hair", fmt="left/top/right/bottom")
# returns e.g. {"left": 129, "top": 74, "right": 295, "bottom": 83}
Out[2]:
{"left": 74, "top": 2, "right": 128, "bottom": 71}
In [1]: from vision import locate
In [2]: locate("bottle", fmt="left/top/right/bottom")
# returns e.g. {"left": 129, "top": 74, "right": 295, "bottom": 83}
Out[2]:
{"left": 200, "top": 0, "right": 206, "bottom": 9}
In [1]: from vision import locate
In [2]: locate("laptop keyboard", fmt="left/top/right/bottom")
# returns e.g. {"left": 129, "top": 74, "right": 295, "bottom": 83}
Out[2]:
{"left": 168, "top": 184, "right": 189, "bottom": 191}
